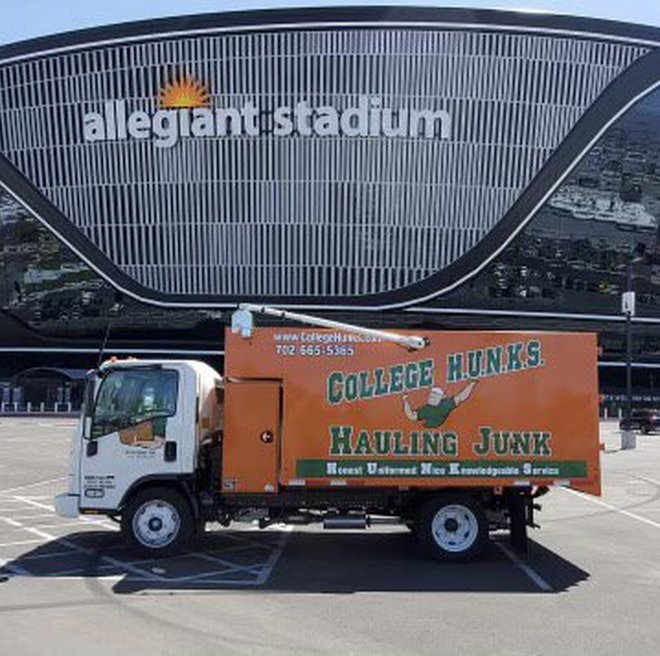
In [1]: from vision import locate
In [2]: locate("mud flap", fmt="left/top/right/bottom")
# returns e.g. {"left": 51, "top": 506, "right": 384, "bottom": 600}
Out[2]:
{"left": 509, "top": 494, "right": 528, "bottom": 554}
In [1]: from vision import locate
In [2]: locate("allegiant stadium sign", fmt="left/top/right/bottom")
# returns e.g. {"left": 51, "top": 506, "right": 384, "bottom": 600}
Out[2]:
{"left": 82, "top": 76, "right": 452, "bottom": 148}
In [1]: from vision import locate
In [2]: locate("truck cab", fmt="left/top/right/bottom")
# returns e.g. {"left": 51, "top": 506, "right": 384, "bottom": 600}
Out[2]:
{"left": 55, "top": 359, "right": 222, "bottom": 553}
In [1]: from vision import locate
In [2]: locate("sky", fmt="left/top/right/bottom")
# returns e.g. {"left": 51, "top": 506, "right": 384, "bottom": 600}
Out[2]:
{"left": 1, "top": 0, "right": 660, "bottom": 46}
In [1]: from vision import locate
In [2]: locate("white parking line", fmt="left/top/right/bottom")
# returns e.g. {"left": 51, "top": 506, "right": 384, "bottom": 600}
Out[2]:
{"left": 495, "top": 542, "right": 553, "bottom": 592}
{"left": 1, "top": 516, "right": 22, "bottom": 528}
{"left": 161, "top": 561, "right": 266, "bottom": 584}
{"left": 635, "top": 475, "right": 660, "bottom": 487}
{"left": 10, "top": 497, "right": 58, "bottom": 512}
{"left": 0, "top": 511, "right": 163, "bottom": 581}
{"left": 189, "top": 550, "right": 266, "bottom": 573}
{"left": 565, "top": 488, "right": 660, "bottom": 531}
{"left": 0, "top": 477, "right": 67, "bottom": 495}
{"left": 256, "top": 527, "right": 292, "bottom": 586}
{"left": 34, "top": 565, "right": 120, "bottom": 578}
{"left": 0, "top": 555, "right": 32, "bottom": 576}
{"left": 0, "top": 481, "right": 292, "bottom": 585}
{"left": 96, "top": 576, "right": 271, "bottom": 585}
{"left": 20, "top": 549, "right": 80, "bottom": 561}
{"left": 32, "top": 521, "right": 120, "bottom": 531}
{"left": 0, "top": 496, "right": 291, "bottom": 586}
{"left": 0, "top": 538, "right": 47, "bottom": 549}
{"left": 14, "top": 496, "right": 117, "bottom": 530}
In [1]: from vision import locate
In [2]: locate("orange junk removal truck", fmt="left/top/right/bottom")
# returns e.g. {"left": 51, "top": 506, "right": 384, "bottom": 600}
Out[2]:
{"left": 55, "top": 305, "right": 601, "bottom": 561}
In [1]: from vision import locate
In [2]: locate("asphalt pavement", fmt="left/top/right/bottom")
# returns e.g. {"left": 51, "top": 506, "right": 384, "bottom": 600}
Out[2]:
{"left": 0, "top": 418, "right": 659, "bottom": 655}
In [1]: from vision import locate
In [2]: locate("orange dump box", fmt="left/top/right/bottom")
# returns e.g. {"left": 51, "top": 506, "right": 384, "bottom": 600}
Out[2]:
{"left": 222, "top": 328, "right": 601, "bottom": 497}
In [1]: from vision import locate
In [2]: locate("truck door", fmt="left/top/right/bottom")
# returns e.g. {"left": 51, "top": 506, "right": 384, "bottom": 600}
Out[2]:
{"left": 222, "top": 380, "right": 281, "bottom": 494}
{"left": 79, "top": 366, "right": 190, "bottom": 511}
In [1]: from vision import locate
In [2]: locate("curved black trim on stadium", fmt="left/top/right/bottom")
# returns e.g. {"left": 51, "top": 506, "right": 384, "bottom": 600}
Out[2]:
{"left": 2, "top": 6, "right": 660, "bottom": 60}
{"left": 2, "top": 6, "right": 660, "bottom": 310}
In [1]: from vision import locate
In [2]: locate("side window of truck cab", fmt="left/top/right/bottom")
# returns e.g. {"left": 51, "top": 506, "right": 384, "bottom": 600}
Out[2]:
{"left": 91, "top": 368, "right": 179, "bottom": 439}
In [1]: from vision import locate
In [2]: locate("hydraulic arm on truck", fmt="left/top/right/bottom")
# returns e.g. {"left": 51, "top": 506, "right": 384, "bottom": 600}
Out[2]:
{"left": 233, "top": 303, "right": 428, "bottom": 350}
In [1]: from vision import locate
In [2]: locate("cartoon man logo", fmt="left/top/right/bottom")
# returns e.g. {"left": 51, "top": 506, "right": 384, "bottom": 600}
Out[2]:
{"left": 402, "top": 380, "right": 479, "bottom": 428}
{"left": 118, "top": 417, "right": 167, "bottom": 449}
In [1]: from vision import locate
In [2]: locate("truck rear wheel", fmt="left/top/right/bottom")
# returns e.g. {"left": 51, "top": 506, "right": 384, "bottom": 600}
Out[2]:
{"left": 415, "top": 494, "right": 488, "bottom": 561}
{"left": 121, "top": 487, "right": 195, "bottom": 557}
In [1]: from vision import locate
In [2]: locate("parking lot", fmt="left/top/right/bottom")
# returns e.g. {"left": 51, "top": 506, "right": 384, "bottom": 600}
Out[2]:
{"left": 1, "top": 417, "right": 659, "bottom": 654}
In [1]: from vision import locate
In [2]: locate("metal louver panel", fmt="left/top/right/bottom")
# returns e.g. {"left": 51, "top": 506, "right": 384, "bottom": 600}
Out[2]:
{"left": 0, "top": 27, "right": 649, "bottom": 298}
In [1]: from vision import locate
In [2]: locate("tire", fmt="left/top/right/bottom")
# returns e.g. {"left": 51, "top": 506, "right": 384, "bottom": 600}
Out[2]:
{"left": 414, "top": 494, "right": 488, "bottom": 562}
{"left": 121, "top": 487, "right": 195, "bottom": 558}
{"left": 642, "top": 425, "right": 650, "bottom": 435}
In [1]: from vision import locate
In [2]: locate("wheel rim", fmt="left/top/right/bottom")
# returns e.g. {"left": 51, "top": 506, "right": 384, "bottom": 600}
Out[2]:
{"left": 430, "top": 504, "right": 479, "bottom": 553}
{"left": 132, "top": 499, "right": 181, "bottom": 549}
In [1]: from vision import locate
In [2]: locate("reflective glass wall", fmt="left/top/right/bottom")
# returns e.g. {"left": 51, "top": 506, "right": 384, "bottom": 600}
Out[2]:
{"left": 0, "top": 189, "right": 224, "bottom": 343}
{"left": 437, "top": 86, "right": 660, "bottom": 321}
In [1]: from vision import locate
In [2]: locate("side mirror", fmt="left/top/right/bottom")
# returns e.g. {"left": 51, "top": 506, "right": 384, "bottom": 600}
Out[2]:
{"left": 86, "top": 440, "right": 98, "bottom": 457}
{"left": 83, "top": 416, "right": 93, "bottom": 441}
{"left": 81, "top": 373, "right": 97, "bottom": 441}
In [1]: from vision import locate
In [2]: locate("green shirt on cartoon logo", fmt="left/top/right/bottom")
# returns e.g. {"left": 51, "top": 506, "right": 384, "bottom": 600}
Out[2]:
{"left": 402, "top": 381, "right": 478, "bottom": 429}
{"left": 416, "top": 397, "right": 457, "bottom": 428}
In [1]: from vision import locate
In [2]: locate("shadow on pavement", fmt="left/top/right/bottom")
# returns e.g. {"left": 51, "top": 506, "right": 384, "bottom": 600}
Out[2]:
{"left": 250, "top": 530, "right": 588, "bottom": 595}
{"left": 0, "top": 527, "right": 589, "bottom": 595}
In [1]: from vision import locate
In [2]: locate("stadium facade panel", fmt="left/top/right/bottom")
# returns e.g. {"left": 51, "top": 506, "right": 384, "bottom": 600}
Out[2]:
{"left": 0, "top": 29, "right": 647, "bottom": 303}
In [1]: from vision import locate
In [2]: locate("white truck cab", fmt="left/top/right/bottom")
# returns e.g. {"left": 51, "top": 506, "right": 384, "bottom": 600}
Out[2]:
{"left": 55, "top": 359, "right": 222, "bottom": 549}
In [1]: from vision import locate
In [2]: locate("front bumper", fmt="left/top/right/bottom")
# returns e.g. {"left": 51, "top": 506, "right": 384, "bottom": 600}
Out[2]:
{"left": 54, "top": 493, "right": 80, "bottom": 518}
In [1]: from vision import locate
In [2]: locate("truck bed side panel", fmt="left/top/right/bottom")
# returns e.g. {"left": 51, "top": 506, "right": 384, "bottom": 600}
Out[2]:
{"left": 224, "top": 329, "right": 601, "bottom": 496}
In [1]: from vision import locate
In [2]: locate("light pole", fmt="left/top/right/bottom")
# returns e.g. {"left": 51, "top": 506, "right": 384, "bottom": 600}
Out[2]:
{"left": 621, "top": 248, "right": 644, "bottom": 449}
{"left": 624, "top": 259, "right": 634, "bottom": 423}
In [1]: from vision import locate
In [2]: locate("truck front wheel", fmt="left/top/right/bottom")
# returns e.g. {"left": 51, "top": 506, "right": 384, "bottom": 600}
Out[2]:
{"left": 121, "top": 487, "right": 195, "bottom": 557}
{"left": 415, "top": 494, "right": 488, "bottom": 561}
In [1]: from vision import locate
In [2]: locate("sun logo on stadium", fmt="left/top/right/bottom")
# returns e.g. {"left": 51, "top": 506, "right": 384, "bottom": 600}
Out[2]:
{"left": 159, "top": 76, "right": 210, "bottom": 109}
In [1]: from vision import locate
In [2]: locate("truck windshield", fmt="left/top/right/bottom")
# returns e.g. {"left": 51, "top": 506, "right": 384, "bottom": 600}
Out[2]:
{"left": 91, "top": 368, "right": 178, "bottom": 439}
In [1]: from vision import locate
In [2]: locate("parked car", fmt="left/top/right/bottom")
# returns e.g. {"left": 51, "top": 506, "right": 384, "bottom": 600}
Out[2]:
{"left": 619, "top": 409, "right": 660, "bottom": 434}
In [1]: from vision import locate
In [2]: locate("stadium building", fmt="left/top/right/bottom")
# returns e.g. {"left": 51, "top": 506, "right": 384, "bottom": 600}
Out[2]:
{"left": 2, "top": 6, "right": 660, "bottom": 412}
